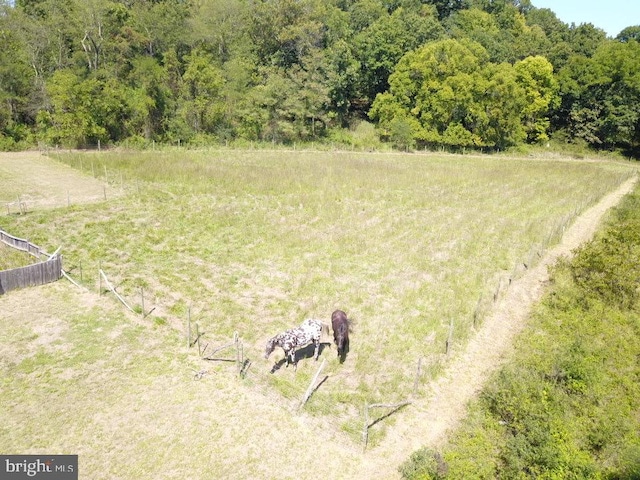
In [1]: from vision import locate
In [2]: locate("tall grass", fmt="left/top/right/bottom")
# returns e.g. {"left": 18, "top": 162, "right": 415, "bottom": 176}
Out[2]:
{"left": 3, "top": 149, "right": 635, "bottom": 427}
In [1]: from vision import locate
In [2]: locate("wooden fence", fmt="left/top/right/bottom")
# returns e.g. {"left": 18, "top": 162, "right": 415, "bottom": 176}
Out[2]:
{"left": 0, "top": 229, "right": 43, "bottom": 257}
{"left": 0, "top": 229, "right": 62, "bottom": 294}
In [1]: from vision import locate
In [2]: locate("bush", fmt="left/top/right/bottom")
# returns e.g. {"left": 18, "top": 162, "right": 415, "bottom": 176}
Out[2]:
{"left": 399, "top": 448, "right": 447, "bottom": 480}
{"left": 326, "top": 121, "right": 384, "bottom": 151}
{"left": 569, "top": 195, "right": 640, "bottom": 310}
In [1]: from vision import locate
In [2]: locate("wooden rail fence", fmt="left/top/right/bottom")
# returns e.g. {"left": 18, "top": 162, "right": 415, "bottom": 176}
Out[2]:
{"left": 0, "top": 229, "right": 62, "bottom": 294}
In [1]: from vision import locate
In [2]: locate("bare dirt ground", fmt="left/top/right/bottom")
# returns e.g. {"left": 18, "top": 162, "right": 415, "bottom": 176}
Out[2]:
{"left": 1, "top": 152, "right": 636, "bottom": 479}
{"left": 0, "top": 151, "right": 121, "bottom": 212}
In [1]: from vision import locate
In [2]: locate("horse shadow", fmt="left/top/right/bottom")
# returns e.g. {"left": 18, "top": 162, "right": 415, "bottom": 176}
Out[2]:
{"left": 269, "top": 342, "right": 331, "bottom": 374}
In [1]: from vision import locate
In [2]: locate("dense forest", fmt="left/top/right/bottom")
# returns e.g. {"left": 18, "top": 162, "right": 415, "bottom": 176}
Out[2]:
{"left": 1, "top": 0, "right": 639, "bottom": 155}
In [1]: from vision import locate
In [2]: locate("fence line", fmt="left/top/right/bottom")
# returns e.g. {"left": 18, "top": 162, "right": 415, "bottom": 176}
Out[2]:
{"left": 0, "top": 229, "right": 62, "bottom": 294}
{"left": 0, "top": 229, "right": 43, "bottom": 258}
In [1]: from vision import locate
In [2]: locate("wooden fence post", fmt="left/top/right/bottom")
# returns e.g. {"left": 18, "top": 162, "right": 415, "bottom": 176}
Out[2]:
{"left": 234, "top": 332, "right": 240, "bottom": 375}
{"left": 362, "top": 402, "right": 369, "bottom": 453}
{"left": 446, "top": 319, "right": 454, "bottom": 355}
{"left": 413, "top": 357, "right": 423, "bottom": 395}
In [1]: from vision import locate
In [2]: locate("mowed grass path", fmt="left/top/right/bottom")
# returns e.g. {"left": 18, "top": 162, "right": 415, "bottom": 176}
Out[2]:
{"left": 0, "top": 150, "right": 635, "bottom": 477}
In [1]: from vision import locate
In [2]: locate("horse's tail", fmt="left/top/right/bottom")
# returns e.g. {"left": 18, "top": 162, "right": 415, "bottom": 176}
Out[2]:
{"left": 321, "top": 321, "right": 330, "bottom": 338}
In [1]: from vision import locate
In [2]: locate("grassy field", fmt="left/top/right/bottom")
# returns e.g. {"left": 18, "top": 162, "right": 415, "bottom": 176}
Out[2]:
{"left": 0, "top": 149, "right": 636, "bottom": 477}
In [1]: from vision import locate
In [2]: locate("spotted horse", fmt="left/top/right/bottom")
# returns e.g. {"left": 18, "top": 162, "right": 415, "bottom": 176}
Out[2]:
{"left": 264, "top": 318, "right": 328, "bottom": 371}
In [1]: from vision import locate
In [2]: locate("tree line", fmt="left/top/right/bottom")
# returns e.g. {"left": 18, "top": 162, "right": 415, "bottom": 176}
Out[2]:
{"left": 1, "top": 0, "right": 639, "bottom": 155}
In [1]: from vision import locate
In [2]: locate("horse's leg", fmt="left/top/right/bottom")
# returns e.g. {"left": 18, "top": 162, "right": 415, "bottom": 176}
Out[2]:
{"left": 314, "top": 339, "right": 320, "bottom": 360}
{"left": 284, "top": 348, "right": 291, "bottom": 368}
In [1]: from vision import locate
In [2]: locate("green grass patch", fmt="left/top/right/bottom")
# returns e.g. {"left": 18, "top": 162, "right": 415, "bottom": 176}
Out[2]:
{"left": 0, "top": 242, "right": 34, "bottom": 270}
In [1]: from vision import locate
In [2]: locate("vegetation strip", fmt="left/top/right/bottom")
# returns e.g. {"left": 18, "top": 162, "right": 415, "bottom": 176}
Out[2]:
{"left": 401, "top": 181, "right": 640, "bottom": 479}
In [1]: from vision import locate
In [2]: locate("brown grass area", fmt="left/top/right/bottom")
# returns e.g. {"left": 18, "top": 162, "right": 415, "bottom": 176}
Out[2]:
{"left": 0, "top": 282, "right": 365, "bottom": 479}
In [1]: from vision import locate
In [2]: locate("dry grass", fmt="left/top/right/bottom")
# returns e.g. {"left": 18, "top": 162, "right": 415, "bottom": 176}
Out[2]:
{"left": 0, "top": 149, "right": 636, "bottom": 478}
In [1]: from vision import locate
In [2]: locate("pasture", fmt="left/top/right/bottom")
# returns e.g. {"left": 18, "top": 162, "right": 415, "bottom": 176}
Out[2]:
{"left": 0, "top": 149, "right": 635, "bottom": 478}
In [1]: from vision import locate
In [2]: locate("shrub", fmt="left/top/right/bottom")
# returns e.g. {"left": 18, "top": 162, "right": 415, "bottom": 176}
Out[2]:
{"left": 399, "top": 448, "right": 447, "bottom": 480}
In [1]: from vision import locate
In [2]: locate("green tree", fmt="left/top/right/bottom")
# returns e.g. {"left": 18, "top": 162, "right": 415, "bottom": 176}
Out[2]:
{"left": 447, "top": 6, "right": 547, "bottom": 63}
{"left": 236, "top": 59, "right": 330, "bottom": 143}
{"left": 14, "top": 0, "right": 80, "bottom": 72}
{"left": 514, "top": 55, "right": 558, "bottom": 142}
{"left": 0, "top": 7, "right": 37, "bottom": 146}
{"left": 126, "top": 56, "right": 171, "bottom": 140}
{"left": 371, "top": 38, "right": 532, "bottom": 150}
{"left": 37, "top": 69, "right": 107, "bottom": 146}
{"left": 247, "top": 0, "right": 325, "bottom": 69}
{"left": 427, "top": 0, "right": 470, "bottom": 21}
{"left": 348, "top": 0, "right": 386, "bottom": 32}
{"left": 593, "top": 41, "right": 640, "bottom": 153}
{"left": 555, "top": 41, "right": 640, "bottom": 153}
{"left": 524, "top": 7, "right": 573, "bottom": 70}
{"left": 323, "top": 39, "right": 361, "bottom": 125}
{"left": 616, "top": 25, "right": 640, "bottom": 43}
{"left": 178, "top": 49, "right": 226, "bottom": 136}
{"left": 353, "top": 4, "right": 444, "bottom": 107}
{"left": 128, "top": 0, "right": 188, "bottom": 58}
{"left": 567, "top": 23, "right": 607, "bottom": 58}
{"left": 187, "top": 0, "right": 249, "bottom": 62}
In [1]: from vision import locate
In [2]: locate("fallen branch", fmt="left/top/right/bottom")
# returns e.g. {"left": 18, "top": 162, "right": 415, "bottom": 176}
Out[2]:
{"left": 99, "top": 269, "right": 135, "bottom": 313}
{"left": 299, "top": 358, "right": 327, "bottom": 409}
{"left": 367, "top": 401, "right": 412, "bottom": 428}
{"left": 362, "top": 400, "right": 412, "bottom": 452}
{"left": 61, "top": 270, "right": 83, "bottom": 289}
{"left": 202, "top": 340, "right": 235, "bottom": 359}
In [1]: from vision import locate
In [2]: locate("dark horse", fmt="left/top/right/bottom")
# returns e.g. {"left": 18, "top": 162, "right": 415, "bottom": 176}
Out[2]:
{"left": 331, "top": 310, "right": 350, "bottom": 363}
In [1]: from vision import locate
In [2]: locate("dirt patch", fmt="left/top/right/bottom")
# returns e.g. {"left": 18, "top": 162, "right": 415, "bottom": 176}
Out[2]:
{"left": 0, "top": 151, "right": 121, "bottom": 212}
